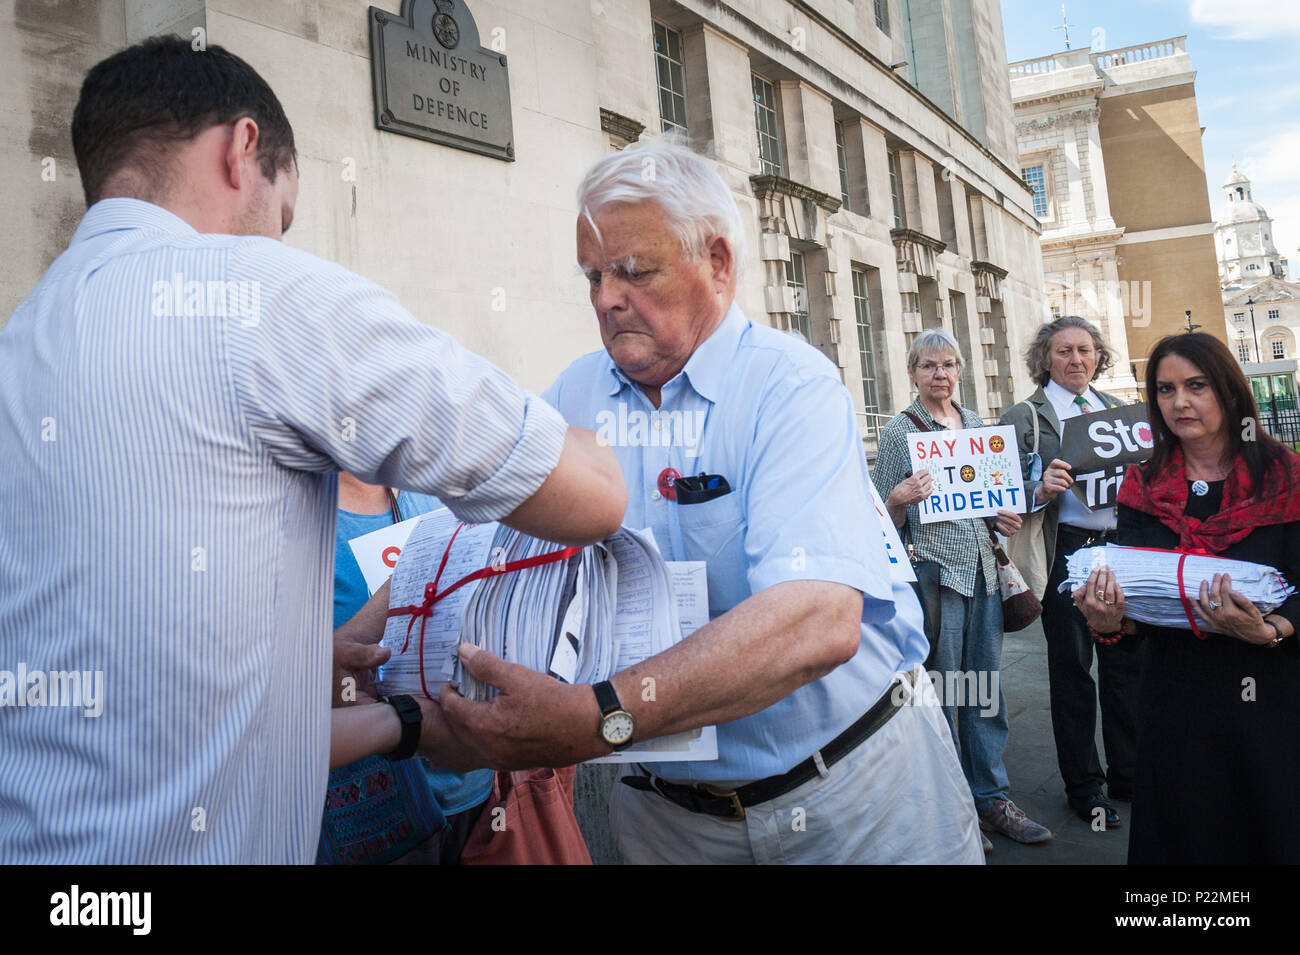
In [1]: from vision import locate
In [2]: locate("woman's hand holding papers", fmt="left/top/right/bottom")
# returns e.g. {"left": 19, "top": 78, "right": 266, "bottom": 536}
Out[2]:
{"left": 333, "top": 580, "right": 393, "bottom": 706}
{"left": 1196, "top": 574, "right": 1278, "bottom": 646}
{"left": 1072, "top": 566, "right": 1126, "bottom": 634}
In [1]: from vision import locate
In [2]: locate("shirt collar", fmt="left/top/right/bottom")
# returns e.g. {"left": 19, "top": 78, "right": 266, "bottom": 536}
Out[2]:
{"left": 1045, "top": 378, "right": 1093, "bottom": 409}
{"left": 603, "top": 302, "right": 746, "bottom": 403}
{"left": 71, "top": 197, "right": 199, "bottom": 245}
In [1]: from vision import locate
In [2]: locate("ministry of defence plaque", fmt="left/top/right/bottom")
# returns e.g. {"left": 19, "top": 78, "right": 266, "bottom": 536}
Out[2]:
{"left": 370, "top": 0, "right": 514, "bottom": 161}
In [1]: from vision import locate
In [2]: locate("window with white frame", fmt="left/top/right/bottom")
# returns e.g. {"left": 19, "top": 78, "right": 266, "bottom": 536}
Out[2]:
{"left": 1273, "top": 339, "right": 1286, "bottom": 359}
{"left": 1238, "top": 341, "right": 1251, "bottom": 361}
{"left": 752, "top": 74, "right": 782, "bottom": 176}
{"left": 1269, "top": 309, "right": 1280, "bottom": 321}
{"left": 1234, "top": 312, "right": 1246, "bottom": 324}
{"left": 874, "top": 0, "right": 890, "bottom": 34}
{"left": 836, "top": 121, "right": 851, "bottom": 211}
{"left": 887, "top": 150, "right": 905, "bottom": 228}
{"left": 653, "top": 22, "right": 688, "bottom": 134}
{"left": 786, "top": 252, "right": 810, "bottom": 341}
{"left": 852, "top": 267, "right": 880, "bottom": 416}
{"left": 1022, "top": 164, "right": 1048, "bottom": 218}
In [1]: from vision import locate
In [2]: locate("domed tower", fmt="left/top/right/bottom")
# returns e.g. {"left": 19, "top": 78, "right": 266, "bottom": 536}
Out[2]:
{"left": 1216, "top": 165, "right": 1288, "bottom": 289}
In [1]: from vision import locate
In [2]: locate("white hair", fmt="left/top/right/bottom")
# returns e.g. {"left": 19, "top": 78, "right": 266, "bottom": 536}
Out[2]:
{"left": 575, "top": 134, "right": 746, "bottom": 275}
{"left": 907, "top": 327, "right": 964, "bottom": 369}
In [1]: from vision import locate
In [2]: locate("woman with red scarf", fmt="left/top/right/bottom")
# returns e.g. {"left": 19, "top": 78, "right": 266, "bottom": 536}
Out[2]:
{"left": 1073, "top": 333, "right": 1300, "bottom": 864}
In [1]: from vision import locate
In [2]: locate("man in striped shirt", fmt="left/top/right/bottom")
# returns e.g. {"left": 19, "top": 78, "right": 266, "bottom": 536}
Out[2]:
{"left": 0, "top": 37, "right": 624, "bottom": 863}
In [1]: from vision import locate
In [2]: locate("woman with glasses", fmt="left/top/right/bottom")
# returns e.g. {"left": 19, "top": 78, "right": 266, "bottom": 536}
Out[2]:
{"left": 873, "top": 328, "right": 1051, "bottom": 851}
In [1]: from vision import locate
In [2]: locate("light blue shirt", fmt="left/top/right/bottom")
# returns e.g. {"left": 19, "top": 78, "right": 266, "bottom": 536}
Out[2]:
{"left": 0, "top": 198, "right": 567, "bottom": 863}
{"left": 544, "top": 304, "right": 928, "bottom": 786}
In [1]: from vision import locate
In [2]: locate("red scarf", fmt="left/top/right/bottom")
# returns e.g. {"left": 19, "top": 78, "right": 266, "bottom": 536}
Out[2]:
{"left": 1117, "top": 443, "right": 1300, "bottom": 555}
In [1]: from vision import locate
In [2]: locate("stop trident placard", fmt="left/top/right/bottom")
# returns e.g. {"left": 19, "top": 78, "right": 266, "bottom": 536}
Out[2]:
{"left": 905, "top": 425, "right": 1027, "bottom": 524}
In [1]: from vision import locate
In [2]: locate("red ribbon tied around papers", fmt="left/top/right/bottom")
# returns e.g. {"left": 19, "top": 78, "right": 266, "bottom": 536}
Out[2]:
{"left": 1122, "top": 545, "right": 1210, "bottom": 639}
{"left": 385, "top": 522, "right": 579, "bottom": 698}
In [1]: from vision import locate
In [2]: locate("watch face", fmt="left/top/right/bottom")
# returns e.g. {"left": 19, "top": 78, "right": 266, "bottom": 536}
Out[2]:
{"left": 601, "top": 711, "right": 635, "bottom": 745}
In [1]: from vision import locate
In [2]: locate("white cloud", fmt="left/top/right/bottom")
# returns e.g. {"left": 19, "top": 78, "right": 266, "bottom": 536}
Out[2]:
{"left": 1186, "top": 0, "right": 1300, "bottom": 38}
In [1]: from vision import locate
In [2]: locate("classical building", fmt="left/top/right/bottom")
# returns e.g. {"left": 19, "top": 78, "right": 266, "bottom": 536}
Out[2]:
{"left": 3, "top": 0, "right": 1046, "bottom": 454}
{"left": 1217, "top": 165, "right": 1289, "bottom": 289}
{"left": 1214, "top": 167, "right": 1300, "bottom": 403}
{"left": 1009, "top": 36, "right": 1226, "bottom": 398}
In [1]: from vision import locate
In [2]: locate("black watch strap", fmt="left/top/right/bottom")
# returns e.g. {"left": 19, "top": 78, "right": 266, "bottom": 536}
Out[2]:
{"left": 593, "top": 680, "right": 622, "bottom": 716}
{"left": 381, "top": 694, "right": 422, "bottom": 762}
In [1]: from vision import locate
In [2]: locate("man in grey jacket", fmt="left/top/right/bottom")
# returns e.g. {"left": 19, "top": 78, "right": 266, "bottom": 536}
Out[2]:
{"left": 1000, "top": 316, "right": 1141, "bottom": 830}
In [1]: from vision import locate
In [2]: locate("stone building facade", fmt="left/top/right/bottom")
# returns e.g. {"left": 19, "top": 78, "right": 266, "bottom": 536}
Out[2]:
{"left": 1010, "top": 37, "right": 1226, "bottom": 398}
{"left": 3, "top": 0, "right": 1046, "bottom": 449}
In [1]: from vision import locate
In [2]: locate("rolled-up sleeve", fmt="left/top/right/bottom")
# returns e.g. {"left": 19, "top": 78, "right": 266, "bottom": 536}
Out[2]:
{"left": 222, "top": 240, "right": 566, "bottom": 523}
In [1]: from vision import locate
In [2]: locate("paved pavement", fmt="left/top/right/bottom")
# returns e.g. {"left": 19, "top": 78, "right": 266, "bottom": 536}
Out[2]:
{"left": 575, "top": 615, "right": 1131, "bottom": 865}
{"left": 987, "top": 618, "right": 1127, "bottom": 865}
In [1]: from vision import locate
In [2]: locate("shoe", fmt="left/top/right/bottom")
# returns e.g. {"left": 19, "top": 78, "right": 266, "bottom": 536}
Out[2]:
{"left": 1069, "top": 793, "right": 1121, "bottom": 828}
{"left": 981, "top": 831, "right": 994, "bottom": 853}
{"left": 978, "top": 798, "right": 1053, "bottom": 844}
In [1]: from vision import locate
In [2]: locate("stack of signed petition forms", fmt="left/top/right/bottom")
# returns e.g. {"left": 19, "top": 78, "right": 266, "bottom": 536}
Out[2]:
{"left": 1061, "top": 544, "right": 1292, "bottom": 634}
{"left": 376, "top": 508, "right": 685, "bottom": 702}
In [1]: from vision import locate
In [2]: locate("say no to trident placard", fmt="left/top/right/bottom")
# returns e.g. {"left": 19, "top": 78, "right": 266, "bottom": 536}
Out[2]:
{"left": 905, "top": 425, "right": 1027, "bottom": 524}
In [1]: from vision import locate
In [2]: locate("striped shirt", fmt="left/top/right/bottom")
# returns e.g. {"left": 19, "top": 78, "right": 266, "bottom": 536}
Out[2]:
{"left": 873, "top": 400, "right": 998, "bottom": 597}
{"left": 0, "top": 198, "right": 567, "bottom": 863}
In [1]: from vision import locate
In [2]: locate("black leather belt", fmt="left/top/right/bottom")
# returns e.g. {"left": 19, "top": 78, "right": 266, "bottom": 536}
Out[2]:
{"left": 619, "top": 670, "right": 918, "bottom": 821}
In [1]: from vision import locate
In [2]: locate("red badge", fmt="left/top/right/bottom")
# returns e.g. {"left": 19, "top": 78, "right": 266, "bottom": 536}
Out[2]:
{"left": 658, "top": 467, "right": 681, "bottom": 500}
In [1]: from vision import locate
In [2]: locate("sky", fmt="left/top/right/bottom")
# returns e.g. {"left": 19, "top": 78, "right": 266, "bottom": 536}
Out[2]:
{"left": 1000, "top": 0, "right": 1300, "bottom": 280}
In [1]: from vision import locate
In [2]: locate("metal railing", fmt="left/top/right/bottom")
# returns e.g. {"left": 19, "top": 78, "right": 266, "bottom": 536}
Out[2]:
{"left": 1258, "top": 397, "right": 1300, "bottom": 446}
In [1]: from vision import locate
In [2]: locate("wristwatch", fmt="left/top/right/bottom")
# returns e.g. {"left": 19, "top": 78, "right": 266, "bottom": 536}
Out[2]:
{"left": 380, "top": 694, "right": 422, "bottom": 761}
{"left": 593, "top": 681, "right": 636, "bottom": 751}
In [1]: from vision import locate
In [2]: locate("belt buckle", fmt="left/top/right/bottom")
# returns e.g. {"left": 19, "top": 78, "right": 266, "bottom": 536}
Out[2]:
{"left": 702, "top": 784, "right": 746, "bottom": 821}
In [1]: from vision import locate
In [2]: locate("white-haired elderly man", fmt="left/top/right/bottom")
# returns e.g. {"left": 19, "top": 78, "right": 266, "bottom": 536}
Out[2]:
{"left": 435, "top": 139, "right": 982, "bottom": 864}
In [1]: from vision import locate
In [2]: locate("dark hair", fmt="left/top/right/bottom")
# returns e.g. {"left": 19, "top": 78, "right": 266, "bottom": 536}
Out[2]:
{"left": 1143, "top": 333, "right": 1291, "bottom": 492}
{"left": 71, "top": 35, "right": 296, "bottom": 205}
{"left": 1025, "top": 315, "right": 1114, "bottom": 387}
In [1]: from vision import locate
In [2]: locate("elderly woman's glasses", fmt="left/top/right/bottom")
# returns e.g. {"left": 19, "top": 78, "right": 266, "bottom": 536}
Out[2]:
{"left": 916, "top": 360, "right": 959, "bottom": 376}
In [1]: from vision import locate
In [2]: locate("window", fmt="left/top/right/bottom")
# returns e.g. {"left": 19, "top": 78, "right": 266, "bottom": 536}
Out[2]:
{"left": 1238, "top": 341, "right": 1251, "bottom": 361}
{"left": 1269, "top": 309, "right": 1280, "bottom": 321}
{"left": 785, "top": 252, "right": 810, "bottom": 341}
{"left": 874, "top": 0, "right": 890, "bottom": 34}
{"left": 1273, "top": 339, "right": 1286, "bottom": 359}
{"left": 852, "top": 268, "right": 880, "bottom": 416}
{"left": 1249, "top": 264, "right": 1259, "bottom": 271}
{"left": 836, "top": 122, "right": 851, "bottom": 211}
{"left": 1050, "top": 305, "right": 1062, "bottom": 319}
{"left": 887, "top": 151, "right": 905, "bottom": 228}
{"left": 752, "top": 74, "right": 782, "bottom": 176}
{"left": 1234, "top": 312, "right": 1246, "bottom": 324}
{"left": 653, "top": 22, "right": 688, "bottom": 134}
{"left": 1022, "top": 164, "right": 1048, "bottom": 218}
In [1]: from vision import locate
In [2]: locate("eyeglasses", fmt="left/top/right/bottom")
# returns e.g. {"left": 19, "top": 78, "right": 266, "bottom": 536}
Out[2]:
{"left": 915, "top": 360, "right": 959, "bottom": 376}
